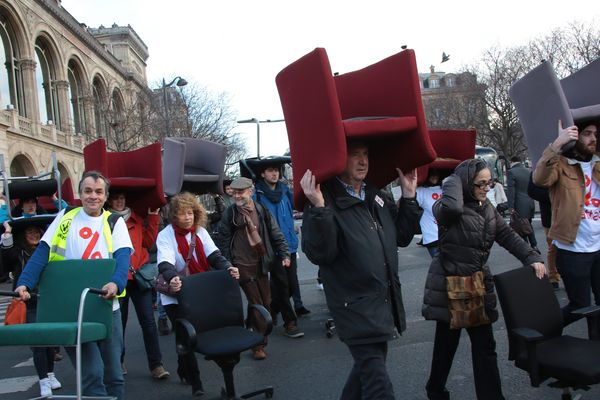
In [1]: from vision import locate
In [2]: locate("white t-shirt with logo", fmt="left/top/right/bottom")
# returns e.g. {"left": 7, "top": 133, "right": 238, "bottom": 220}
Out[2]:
{"left": 554, "top": 161, "right": 600, "bottom": 253}
{"left": 42, "top": 209, "right": 133, "bottom": 309}
{"left": 156, "top": 224, "right": 219, "bottom": 306}
{"left": 416, "top": 186, "right": 442, "bottom": 245}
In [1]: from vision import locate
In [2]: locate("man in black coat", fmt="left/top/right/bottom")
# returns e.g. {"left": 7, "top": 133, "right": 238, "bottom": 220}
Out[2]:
{"left": 507, "top": 156, "right": 538, "bottom": 250}
{"left": 300, "top": 140, "right": 421, "bottom": 400}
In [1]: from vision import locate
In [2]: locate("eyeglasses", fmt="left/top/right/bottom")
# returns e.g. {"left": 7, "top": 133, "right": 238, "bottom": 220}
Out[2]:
{"left": 473, "top": 180, "right": 495, "bottom": 189}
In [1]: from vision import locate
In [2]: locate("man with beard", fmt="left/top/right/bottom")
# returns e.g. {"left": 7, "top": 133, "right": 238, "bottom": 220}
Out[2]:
{"left": 534, "top": 120, "right": 600, "bottom": 326}
{"left": 216, "top": 177, "right": 294, "bottom": 360}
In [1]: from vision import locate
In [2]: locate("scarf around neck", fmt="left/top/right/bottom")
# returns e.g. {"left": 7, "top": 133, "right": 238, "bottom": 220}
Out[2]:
{"left": 237, "top": 201, "right": 266, "bottom": 256}
{"left": 256, "top": 179, "right": 283, "bottom": 203}
{"left": 172, "top": 223, "right": 209, "bottom": 274}
{"left": 108, "top": 207, "right": 132, "bottom": 222}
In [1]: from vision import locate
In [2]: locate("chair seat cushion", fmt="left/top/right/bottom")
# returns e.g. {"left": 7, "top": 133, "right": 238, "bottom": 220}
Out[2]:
{"left": 195, "top": 326, "right": 264, "bottom": 356}
{"left": 109, "top": 177, "right": 156, "bottom": 189}
{"left": 0, "top": 322, "right": 108, "bottom": 346}
{"left": 517, "top": 335, "right": 600, "bottom": 385}
{"left": 342, "top": 116, "right": 418, "bottom": 139}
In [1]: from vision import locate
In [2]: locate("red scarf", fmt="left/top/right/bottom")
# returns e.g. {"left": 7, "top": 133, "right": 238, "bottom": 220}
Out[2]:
{"left": 172, "top": 224, "right": 209, "bottom": 275}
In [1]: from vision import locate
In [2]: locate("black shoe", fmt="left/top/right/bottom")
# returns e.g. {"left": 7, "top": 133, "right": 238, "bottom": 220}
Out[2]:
{"left": 190, "top": 378, "right": 204, "bottom": 396}
{"left": 158, "top": 317, "right": 170, "bottom": 336}
{"left": 295, "top": 306, "right": 311, "bottom": 316}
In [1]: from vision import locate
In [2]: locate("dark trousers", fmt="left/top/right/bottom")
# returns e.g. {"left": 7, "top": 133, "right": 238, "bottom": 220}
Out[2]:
{"left": 269, "top": 260, "right": 297, "bottom": 327}
{"left": 119, "top": 277, "right": 163, "bottom": 370}
{"left": 288, "top": 253, "right": 305, "bottom": 309}
{"left": 238, "top": 263, "right": 271, "bottom": 339}
{"left": 26, "top": 308, "right": 54, "bottom": 379}
{"left": 522, "top": 218, "right": 538, "bottom": 247}
{"left": 340, "top": 341, "right": 395, "bottom": 400}
{"left": 426, "top": 321, "right": 505, "bottom": 400}
{"left": 164, "top": 304, "right": 200, "bottom": 384}
{"left": 556, "top": 248, "right": 600, "bottom": 326}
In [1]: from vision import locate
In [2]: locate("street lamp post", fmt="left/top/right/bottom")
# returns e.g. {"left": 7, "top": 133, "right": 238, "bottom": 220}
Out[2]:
{"left": 237, "top": 118, "right": 284, "bottom": 158}
{"left": 161, "top": 76, "right": 188, "bottom": 136}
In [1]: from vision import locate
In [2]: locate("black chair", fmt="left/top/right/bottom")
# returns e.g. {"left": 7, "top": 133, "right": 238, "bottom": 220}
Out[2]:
{"left": 175, "top": 270, "right": 274, "bottom": 400}
{"left": 494, "top": 267, "right": 600, "bottom": 400}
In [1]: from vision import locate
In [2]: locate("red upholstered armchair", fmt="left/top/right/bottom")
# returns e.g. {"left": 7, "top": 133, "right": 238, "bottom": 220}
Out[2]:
{"left": 83, "top": 139, "right": 166, "bottom": 215}
{"left": 276, "top": 47, "right": 436, "bottom": 207}
{"left": 417, "top": 129, "right": 477, "bottom": 185}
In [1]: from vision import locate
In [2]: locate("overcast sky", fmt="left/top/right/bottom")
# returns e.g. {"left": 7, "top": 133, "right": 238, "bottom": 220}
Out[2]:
{"left": 61, "top": 0, "right": 598, "bottom": 157}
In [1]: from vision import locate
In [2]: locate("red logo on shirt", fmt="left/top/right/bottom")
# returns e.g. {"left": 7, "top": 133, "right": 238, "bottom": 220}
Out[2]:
{"left": 432, "top": 193, "right": 440, "bottom": 200}
{"left": 79, "top": 227, "right": 102, "bottom": 259}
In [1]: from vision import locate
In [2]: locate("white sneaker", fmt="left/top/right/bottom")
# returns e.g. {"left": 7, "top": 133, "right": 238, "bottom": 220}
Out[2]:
{"left": 317, "top": 282, "right": 324, "bottom": 290}
{"left": 39, "top": 378, "right": 52, "bottom": 397}
{"left": 47, "top": 372, "right": 62, "bottom": 390}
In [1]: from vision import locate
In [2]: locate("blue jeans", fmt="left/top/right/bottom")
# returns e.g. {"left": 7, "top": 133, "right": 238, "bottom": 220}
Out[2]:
{"left": 66, "top": 309, "right": 125, "bottom": 400}
{"left": 120, "top": 277, "right": 163, "bottom": 370}
{"left": 556, "top": 248, "right": 600, "bottom": 326}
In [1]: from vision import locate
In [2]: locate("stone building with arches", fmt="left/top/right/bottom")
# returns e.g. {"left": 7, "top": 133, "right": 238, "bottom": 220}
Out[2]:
{"left": 0, "top": 0, "right": 150, "bottom": 192}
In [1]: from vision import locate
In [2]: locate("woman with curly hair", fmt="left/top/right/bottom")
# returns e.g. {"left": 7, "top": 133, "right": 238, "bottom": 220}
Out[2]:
{"left": 156, "top": 192, "right": 239, "bottom": 397}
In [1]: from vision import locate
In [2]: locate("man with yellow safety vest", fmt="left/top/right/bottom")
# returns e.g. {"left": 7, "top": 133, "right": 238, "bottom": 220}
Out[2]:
{"left": 15, "top": 171, "right": 133, "bottom": 400}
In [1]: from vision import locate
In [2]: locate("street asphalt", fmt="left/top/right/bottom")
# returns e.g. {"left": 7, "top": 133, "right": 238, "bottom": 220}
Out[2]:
{"left": 1, "top": 218, "right": 599, "bottom": 399}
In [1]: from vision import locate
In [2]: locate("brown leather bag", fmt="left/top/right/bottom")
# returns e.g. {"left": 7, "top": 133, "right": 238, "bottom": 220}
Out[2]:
{"left": 510, "top": 210, "right": 533, "bottom": 236}
{"left": 446, "top": 270, "right": 490, "bottom": 329}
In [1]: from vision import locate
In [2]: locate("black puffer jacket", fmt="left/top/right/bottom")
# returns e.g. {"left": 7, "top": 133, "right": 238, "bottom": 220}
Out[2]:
{"left": 422, "top": 159, "right": 543, "bottom": 323}
{"left": 302, "top": 178, "right": 422, "bottom": 345}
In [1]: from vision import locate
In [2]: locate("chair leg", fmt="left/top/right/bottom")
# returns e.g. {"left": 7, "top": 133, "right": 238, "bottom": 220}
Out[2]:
{"left": 561, "top": 388, "right": 583, "bottom": 400}
{"left": 240, "top": 386, "right": 274, "bottom": 399}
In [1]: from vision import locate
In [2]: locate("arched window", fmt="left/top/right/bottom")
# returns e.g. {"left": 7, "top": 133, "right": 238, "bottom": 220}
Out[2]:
{"left": 34, "top": 37, "right": 60, "bottom": 125}
{"left": 92, "top": 75, "right": 108, "bottom": 137}
{"left": 111, "top": 88, "right": 124, "bottom": 126}
{"left": 67, "top": 59, "right": 86, "bottom": 134}
{"left": 0, "top": 13, "right": 25, "bottom": 115}
{"left": 10, "top": 154, "right": 36, "bottom": 177}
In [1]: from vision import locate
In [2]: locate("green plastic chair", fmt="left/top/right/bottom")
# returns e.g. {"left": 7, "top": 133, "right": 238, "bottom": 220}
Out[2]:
{"left": 0, "top": 259, "right": 116, "bottom": 400}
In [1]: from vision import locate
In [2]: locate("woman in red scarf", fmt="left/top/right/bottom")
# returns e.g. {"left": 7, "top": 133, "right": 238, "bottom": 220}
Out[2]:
{"left": 157, "top": 192, "right": 239, "bottom": 397}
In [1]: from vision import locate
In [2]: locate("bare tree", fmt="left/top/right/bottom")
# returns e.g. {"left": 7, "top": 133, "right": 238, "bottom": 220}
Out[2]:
{"left": 464, "top": 19, "right": 600, "bottom": 160}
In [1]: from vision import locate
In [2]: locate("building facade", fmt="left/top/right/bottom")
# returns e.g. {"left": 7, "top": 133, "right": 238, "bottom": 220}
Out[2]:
{"left": 0, "top": 0, "right": 149, "bottom": 189}
{"left": 419, "top": 65, "right": 487, "bottom": 132}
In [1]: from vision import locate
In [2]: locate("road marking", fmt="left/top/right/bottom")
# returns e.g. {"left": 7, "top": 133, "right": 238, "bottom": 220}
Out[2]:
{"left": 14, "top": 357, "right": 34, "bottom": 368}
{"left": 0, "top": 375, "right": 38, "bottom": 394}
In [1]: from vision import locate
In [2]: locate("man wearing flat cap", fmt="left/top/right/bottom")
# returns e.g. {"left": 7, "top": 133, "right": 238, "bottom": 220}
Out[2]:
{"left": 215, "top": 177, "right": 294, "bottom": 360}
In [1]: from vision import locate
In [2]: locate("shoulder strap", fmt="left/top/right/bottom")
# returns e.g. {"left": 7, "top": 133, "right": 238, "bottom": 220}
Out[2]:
{"left": 107, "top": 213, "right": 120, "bottom": 233}
{"left": 64, "top": 205, "right": 77, "bottom": 213}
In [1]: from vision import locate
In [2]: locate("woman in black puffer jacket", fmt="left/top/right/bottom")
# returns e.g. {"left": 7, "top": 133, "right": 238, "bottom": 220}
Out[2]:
{"left": 422, "top": 159, "right": 545, "bottom": 400}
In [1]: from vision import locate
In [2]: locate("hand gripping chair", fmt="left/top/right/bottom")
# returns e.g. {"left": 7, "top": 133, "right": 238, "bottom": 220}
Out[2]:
{"left": 162, "top": 137, "right": 227, "bottom": 196}
{"left": 494, "top": 267, "right": 600, "bottom": 400}
{"left": 509, "top": 56, "right": 600, "bottom": 166}
{"left": 276, "top": 47, "right": 436, "bottom": 208}
{"left": 416, "top": 129, "right": 477, "bottom": 185}
{"left": 83, "top": 139, "right": 166, "bottom": 215}
{"left": 0, "top": 259, "right": 116, "bottom": 400}
{"left": 175, "top": 270, "right": 274, "bottom": 400}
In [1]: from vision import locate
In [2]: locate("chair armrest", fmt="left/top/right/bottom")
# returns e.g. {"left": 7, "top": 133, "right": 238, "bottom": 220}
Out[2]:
{"left": 0, "top": 290, "right": 19, "bottom": 297}
{"left": 572, "top": 305, "right": 600, "bottom": 340}
{"left": 174, "top": 319, "right": 197, "bottom": 355}
{"left": 512, "top": 327, "right": 543, "bottom": 387}
{"left": 512, "top": 327, "right": 544, "bottom": 342}
{"left": 571, "top": 304, "right": 600, "bottom": 317}
{"left": 248, "top": 304, "right": 273, "bottom": 336}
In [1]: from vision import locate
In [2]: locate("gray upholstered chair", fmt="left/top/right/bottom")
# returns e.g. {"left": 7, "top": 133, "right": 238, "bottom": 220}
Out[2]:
{"left": 162, "top": 137, "right": 227, "bottom": 196}
{"left": 509, "top": 57, "right": 600, "bottom": 166}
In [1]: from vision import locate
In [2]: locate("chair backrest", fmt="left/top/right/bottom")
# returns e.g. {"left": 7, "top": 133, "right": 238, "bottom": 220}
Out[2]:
{"left": 36, "top": 259, "right": 115, "bottom": 333}
{"left": 494, "top": 267, "right": 564, "bottom": 359}
{"left": 509, "top": 61, "right": 574, "bottom": 167}
{"left": 178, "top": 270, "right": 244, "bottom": 333}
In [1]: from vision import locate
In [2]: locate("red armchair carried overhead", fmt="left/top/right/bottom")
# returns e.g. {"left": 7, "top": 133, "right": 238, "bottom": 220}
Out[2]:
{"left": 83, "top": 139, "right": 166, "bottom": 215}
{"left": 276, "top": 47, "right": 436, "bottom": 207}
{"left": 417, "top": 129, "right": 477, "bottom": 185}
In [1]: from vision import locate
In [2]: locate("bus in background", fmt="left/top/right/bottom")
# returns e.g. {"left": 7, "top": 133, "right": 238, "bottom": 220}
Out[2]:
{"left": 475, "top": 145, "right": 506, "bottom": 185}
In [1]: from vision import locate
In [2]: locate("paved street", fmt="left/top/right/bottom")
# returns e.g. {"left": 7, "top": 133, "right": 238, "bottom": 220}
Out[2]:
{"left": 1, "top": 219, "right": 599, "bottom": 399}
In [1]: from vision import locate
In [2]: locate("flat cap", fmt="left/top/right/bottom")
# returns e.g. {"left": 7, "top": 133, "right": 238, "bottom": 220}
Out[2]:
{"left": 230, "top": 177, "right": 253, "bottom": 190}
